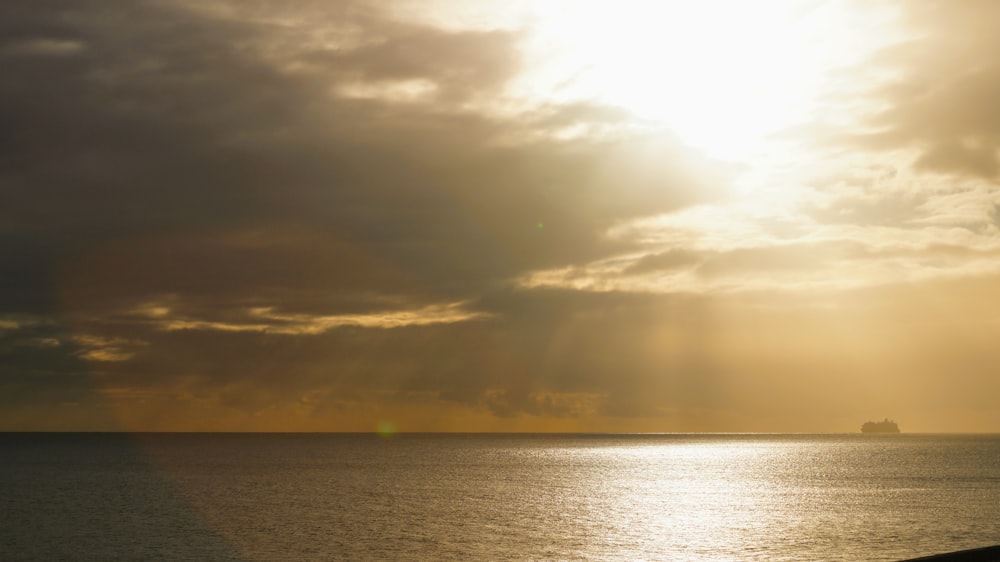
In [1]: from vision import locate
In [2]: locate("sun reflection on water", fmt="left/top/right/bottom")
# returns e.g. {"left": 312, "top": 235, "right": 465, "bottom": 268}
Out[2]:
{"left": 118, "top": 434, "right": 1000, "bottom": 561}
{"left": 546, "top": 437, "right": 811, "bottom": 560}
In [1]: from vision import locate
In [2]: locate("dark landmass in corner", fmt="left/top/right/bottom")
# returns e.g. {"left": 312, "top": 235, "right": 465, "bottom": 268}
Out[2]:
{"left": 899, "top": 544, "right": 1000, "bottom": 561}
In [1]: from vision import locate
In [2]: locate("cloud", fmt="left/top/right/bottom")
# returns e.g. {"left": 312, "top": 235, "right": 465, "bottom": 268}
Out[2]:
{"left": 0, "top": 0, "right": 731, "bottom": 429}
{"left": 71, "top": 335, "right": 145, "bottom": 362}
{"left": 624, "top": 249, "right": 703, "bottom": 275}
{"left": 3, "top": 0, "right": 1000, "bottom": 431}
{"left": 155, "top": 301, "right": 488, "bottom": 334}
{"left": 0, "top": 0, "right": 722, "bottom": 308}
{"left": 2, "top": 38, "right": 85, "bottom": 56}
{"left": 851, "top": 0, "right": 1000, "bottom": 178}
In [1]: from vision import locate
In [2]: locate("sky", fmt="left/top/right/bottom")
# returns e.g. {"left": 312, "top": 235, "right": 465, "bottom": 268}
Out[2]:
{"left": 2, "top": 0, "right": 1000, "bottom": 432}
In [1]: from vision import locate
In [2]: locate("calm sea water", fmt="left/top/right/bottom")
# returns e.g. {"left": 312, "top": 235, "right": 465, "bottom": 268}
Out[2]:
{"left": 1, "top": 433, "right": 998, "bottom": 561}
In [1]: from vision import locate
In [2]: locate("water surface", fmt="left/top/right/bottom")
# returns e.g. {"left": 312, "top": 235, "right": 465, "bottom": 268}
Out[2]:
{"left": 2, "top": 433, "right": 998, "bottom": 560}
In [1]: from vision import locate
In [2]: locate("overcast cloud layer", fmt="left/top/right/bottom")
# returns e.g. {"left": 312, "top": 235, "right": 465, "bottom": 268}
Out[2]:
{"left": 2, "top": 0, "right": 999, "bottom": 432}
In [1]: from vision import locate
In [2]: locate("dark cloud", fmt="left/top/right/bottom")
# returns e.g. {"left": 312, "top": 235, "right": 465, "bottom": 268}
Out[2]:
{"left": 64, "top": 287, "right": 734, "bottom": 424}
{"left": 0, "top": 317, "right": 122, "bottom": 432}
{"left": 8, "top": 1, "right": 996, "bottom": 431}
{"left": 0, "top": 0, "right": 729, "bottom": 428}
{"left": 304, "top": 22, "right": 521, "bottom": 101}
{"left": 0, "top": 0, "right": 720, "bottom": 306}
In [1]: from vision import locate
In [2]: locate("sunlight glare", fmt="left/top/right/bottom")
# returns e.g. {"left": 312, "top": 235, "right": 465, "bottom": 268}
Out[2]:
{"left": 527, "top": 0, "right": 858, "bottom": 160}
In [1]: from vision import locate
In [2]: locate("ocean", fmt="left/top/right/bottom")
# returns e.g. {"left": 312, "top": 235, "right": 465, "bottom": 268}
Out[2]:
{"left": 1, "top": 433, "right": 998, "bottom": 561}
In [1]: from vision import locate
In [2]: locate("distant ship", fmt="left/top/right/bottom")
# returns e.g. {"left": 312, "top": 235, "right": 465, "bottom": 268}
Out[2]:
{"left": 861, "top": 418, "right": 900, "bottom": 433}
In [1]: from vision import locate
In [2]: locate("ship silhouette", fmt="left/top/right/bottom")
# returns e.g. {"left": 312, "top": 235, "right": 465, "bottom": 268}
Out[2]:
{"left": 861, "top": 418, "right": 900, "bottom": 433}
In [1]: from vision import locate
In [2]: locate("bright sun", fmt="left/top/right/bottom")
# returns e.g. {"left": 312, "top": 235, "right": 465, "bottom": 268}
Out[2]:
{"left": 525, "top": 0, "right": 861, "bottom": 160}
